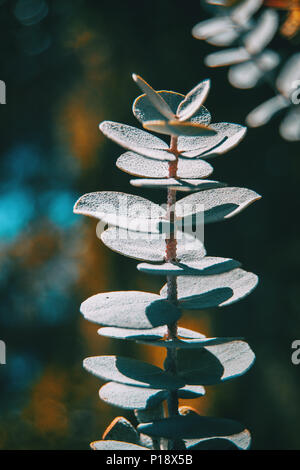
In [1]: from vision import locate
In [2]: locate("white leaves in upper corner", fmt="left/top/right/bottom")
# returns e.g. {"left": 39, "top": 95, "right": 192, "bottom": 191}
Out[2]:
{"left": 192, "top": 0, "right": 300, "bottom": 141}
{"left": 243, "top": 9, "right": 279, "bottom": 55}
{"left": 204, "top": 8, "right": 280, "bottom": 89}
{"left": 99, "top": 121, "right": 175, "bottom": 161}
{"left": 192, "top": 0, "right": 263, "bottom": 47}
{"left": 246, "top": 53, "right": 300, "bottom": 140}
{"left": 228, "top": 50, "right": 280, "bottom": 89}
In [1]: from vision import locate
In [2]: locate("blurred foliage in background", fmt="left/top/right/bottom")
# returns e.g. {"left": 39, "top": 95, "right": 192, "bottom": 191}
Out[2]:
{"left": 0, "top": 0, "right": 299, "bottom": 450}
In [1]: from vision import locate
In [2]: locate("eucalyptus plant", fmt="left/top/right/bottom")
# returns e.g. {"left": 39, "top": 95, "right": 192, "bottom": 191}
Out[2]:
{"left": 74, "top": 74, "right": 261, "bottom": 450}
{"left": 193, "top": 0, "right": 300, "bottom": 140}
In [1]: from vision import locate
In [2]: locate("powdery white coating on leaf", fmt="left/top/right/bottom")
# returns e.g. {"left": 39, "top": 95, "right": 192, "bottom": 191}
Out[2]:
{"left": 137, "top": 414, "right": 249, "bottom": 441}
{"left": 80, "top": 291, "right": 181, "bottom": 329}
{"left": 244, "top": 9, "right": 279, "bottom": 55}
{"left": 100, "top": 226, "right": 206, "bottom": 262}
{"left": 133, "top": 91, "right": 183, "bottom": 123}
{"left": 83, "top": 355, "right": 185, "bottom": 390}
{"left": 133, "top": 90, "right": 212, "bottom": 125}
{"left": 99, "top": 121, "right": 175, "bottom": 161}
{"left": 177, "top": 340, "right": 255, "bottom": 384}
{"left": 160, "top": 268, "right": 258, "bottom": 309}
{"left": 246, "top": 95, "right": 289, "bottom": 127}
{"left": 132, "top": 74, "right": 175, "bottom": 120}
{"left": 130, "top": 178, "right": 225, "bottom": 192}
{"left": 143, "top": 120, "right": 216, "bottom": 137}
{"left": 178, "top": 122, "right": 247, "bottom": 157}
{"left": 99, "top": 382, "right": 169, "bottom": 410}
{"left": 185, "top": 429, "right": 251, "bottom": 450}
{"left": 205, "top": 48, "right": 250, "bottom": 68}
{"left": 102, "top": 416, "right": 139, "bottom": 444}
{"left": 177, "top": 80, "right": 211, "bottom": 121}
{"left": 116, "top": 151, "right": 214, "bottom": 178}
{"left": 137, "top": 256, "right": 241, "bottom": 277}
{"left": 74, "top": 191, "right": 165, "bottom": 233}
{"left": 97, "top": 326, "right": 206, "bottom": 341}
{"left": 175, "top": 187, "right": 261, "bottom": 224}
{"left": 91, "top": 440, "right": 149, "bottom": 450}
{"left": 228, "top": 50, "right": 280, "bottom": 89}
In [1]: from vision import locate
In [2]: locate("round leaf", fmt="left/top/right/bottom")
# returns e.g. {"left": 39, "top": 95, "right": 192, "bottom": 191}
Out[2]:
{"left": 99, "top": 382, "right": 169, "bottom": 410}
{"left": 116, "top": 151, "right": 214, "bottom": 179}
{"left": 99, "top": 121, "right": 175, "bottom": 161}
{"left": 160, "top": 268, "right": 258, "bottom": 309}
{"left": 137, "top": 256, "right": 241, "bottom": 277}
{"left": 83, "top": 355, "right": 185, "bottom": 390}
{"left": 130, "top": 178, "right": 225, "bottom": 192}
{"left": 80, "top": 291, "right": 181, "bottom": 329}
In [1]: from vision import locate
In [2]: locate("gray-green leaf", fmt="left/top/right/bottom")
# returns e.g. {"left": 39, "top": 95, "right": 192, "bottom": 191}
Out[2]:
{"left": 80, "top": 291, "right": 181, "bottom": 329}
{"left": 132, "top": 75, "right": 176, "bottom": 120}
{"left": 177, "top": 79, "right": 210, "bottom": 121}
{"left": 137, "top": 414, "right": 248, "bottom": 441}
{"left": 177, "top": 339, "right": 255, "bottom": 384}
{"left": 116, "top": 151, "right": 213, "bottom": 178}
{"left": 160, "top": 268, "right": 258, "bottom": 309}
{"left": 99, "top": 121, "right": 175, "bottom": 161}
{"left": 83, "top": 355, "right": 185, "bottom": 390}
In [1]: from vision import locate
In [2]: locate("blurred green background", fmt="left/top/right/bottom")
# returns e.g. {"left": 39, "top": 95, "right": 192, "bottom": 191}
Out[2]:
{"left": 0, "top": 0, "right": 299, "bottom": 450}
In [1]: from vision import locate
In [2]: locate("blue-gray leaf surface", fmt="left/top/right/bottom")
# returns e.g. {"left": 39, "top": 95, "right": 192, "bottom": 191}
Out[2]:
{"left": 185, "top": 429, "right": 251, "bottom": 450}
{"left": 137, "top": 256, "right": 241, "bottom": 277}
{"left": 99, "top": 382, "right": 169, "bottom": 410}
{"left": 80, "top": 291, "right": 181, "bottom": 329}
{"left": 97, "top": 326, "right": 206, "bottom": 341}
{"left": 177, "top": 340, "right": 255, "bottom": 384}
{"left": 137, "top": 414, "right": 249, "bottom": 441}
{"left": 160, "top": 269, "right": 258, "bottom": 308}
{"left": 83, "top": 356, "right": 185, "bottom": 390}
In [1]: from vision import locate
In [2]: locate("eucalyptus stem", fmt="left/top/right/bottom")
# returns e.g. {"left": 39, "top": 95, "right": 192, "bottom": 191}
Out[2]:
{"left": 164, "top": 136, "right": 181, "bottom": 450}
